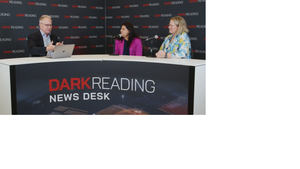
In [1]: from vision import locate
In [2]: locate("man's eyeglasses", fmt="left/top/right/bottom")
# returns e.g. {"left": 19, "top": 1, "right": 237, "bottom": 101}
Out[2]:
{"left": 41, "top": 23, "right": 52, "bottom": 27}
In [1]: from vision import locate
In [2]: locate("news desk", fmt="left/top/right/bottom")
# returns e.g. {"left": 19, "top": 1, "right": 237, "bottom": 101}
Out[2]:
{"left": 0, "top": 55, "right": 205, "bottom": 115}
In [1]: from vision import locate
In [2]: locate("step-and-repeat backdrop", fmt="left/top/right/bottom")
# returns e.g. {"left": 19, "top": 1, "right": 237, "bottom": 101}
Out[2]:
{"left": 106, "top": 0, "right": 206, "bottom": 59}
{"left": 0, "top": 0, "right": 105, "bottom": 58}
{"left": 1, "top": 0, "right": 205, "bottom": 59}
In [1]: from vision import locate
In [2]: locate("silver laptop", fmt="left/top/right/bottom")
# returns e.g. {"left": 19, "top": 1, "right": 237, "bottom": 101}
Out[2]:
{"left": 46, "top": 44, "right": 75, "bottom": 59}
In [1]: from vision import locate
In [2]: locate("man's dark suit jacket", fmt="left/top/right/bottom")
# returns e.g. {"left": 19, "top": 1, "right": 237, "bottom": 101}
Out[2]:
{"left": 27, "top": 31, "right": 60, "bottom": 57}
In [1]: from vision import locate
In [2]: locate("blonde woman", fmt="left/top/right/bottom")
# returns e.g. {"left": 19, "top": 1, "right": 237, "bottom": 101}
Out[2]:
{"left": 156, "top": 16, "right": 191, "bottom": 59}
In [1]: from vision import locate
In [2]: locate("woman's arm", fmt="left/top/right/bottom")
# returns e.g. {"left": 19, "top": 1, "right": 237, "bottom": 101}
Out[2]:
{"left": 156, "top": 36, "right": 169, "bottom": 57}
{"left": 135, "top": 38, "right": 143, "bottom": 56}
{"left": 114, "top": 39, "right": 119, "bottom": 55}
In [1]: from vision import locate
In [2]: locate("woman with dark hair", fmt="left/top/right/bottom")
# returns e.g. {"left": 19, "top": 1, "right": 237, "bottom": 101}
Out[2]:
{"left": 114, "top": 22, "right": 143, "bottom": 56}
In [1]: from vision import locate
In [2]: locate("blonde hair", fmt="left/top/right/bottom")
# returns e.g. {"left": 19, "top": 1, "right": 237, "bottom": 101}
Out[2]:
{"left": 170, "top": 16, "right": 189, "bottom": 35}
{"left": 39, "top": 15, "right": 52, "bottom": 24}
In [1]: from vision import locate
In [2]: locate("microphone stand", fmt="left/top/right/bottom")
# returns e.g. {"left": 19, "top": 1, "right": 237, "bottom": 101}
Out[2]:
{"left": 145, "top": 39, "right": 154, "bottom": 57}
{"left": 109, "top": 37, "right": 119, "bottom": 56}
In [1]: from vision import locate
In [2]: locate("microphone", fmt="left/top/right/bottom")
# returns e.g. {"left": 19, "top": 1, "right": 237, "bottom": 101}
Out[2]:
{"left": 112, "top": 34, "right": 122, "bottom": 38}
{"left": 145, "top": 35, "right": 158, "bottom": 41}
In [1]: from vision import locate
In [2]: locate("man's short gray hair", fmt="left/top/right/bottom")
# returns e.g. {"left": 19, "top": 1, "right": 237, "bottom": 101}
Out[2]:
{"left": 39, "top": 15, "right": 52, "bottom": 23}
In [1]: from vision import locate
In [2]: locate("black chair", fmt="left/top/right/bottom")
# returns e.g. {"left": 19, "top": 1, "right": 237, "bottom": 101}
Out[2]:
{"left": 142, "top": 45, "right": 148, "bottom": 56}
{"left": 190, "top": 48, "right": 194, "bottom": 59}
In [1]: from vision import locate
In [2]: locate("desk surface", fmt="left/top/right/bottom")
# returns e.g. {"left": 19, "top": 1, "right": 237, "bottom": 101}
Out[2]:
{"left": 0, "top": 54, "right": 206, "bottom": 67}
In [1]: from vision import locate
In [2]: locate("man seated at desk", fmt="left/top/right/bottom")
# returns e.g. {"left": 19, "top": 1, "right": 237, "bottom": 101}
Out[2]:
{"left": 28, "top": 15, "right": 63, "bottom": 57}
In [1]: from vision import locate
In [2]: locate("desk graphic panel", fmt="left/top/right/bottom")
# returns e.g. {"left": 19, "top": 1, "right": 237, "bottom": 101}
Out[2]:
{"left": 12, "top": 61, "right": 194, "bottom": 115}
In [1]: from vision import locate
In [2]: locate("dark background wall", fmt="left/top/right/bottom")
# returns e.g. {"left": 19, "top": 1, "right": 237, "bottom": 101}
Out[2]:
{"left": 106, "top": 0, "right": 206, "bottom": 59}
{"left": 0, "top": 0, "right": 105, "bottom": 58}
{"left": 0, "top": 0, "right": 205, "bottom": 59}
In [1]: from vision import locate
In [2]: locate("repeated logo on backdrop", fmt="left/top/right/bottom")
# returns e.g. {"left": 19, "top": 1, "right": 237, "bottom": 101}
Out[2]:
{"left": 0, "top": 0, "right": 205, "bottom": 59}
{"left": 0, "top": 0, "right": 105, "bottom": 58}
{"left": 106, "top": 0, "right": 205, "bottom": 59}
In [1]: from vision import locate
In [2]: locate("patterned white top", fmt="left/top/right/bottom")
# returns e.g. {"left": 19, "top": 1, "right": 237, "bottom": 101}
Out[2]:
{"left": 159, "top": 32, "right": 191, "bottom": 59}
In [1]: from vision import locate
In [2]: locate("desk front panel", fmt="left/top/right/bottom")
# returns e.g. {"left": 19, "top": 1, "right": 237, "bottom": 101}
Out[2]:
{"left": 11, "top": 61, "right": 195, "bottom": 115}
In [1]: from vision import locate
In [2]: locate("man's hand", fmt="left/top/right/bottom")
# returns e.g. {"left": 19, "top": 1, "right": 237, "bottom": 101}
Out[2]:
{"left": 56, "top": 41, "right": 64, "bottom": 45}
{"left": 46, "top": 41, "right": 55, "bottom": 51}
